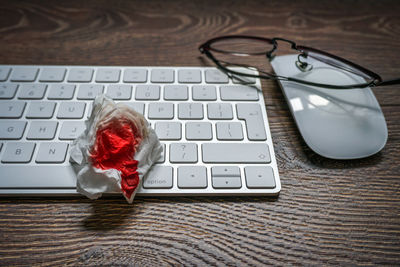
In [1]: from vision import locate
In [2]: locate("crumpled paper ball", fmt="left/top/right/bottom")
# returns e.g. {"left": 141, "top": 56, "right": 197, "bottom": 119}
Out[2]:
{"left": 70, "top": 95, "right": 162, "bottom": 203}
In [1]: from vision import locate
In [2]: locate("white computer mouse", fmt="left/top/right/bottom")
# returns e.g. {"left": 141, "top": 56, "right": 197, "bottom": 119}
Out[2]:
{"left": 270, "top": 54, "right": 388, "bottom": 159}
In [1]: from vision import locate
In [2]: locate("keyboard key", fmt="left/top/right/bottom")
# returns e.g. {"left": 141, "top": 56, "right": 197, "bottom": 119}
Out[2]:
{"left": 0, "top": 165, "right": 76, "bottom": 187}
{"left": 106, "top": 85, "right": 132, "bottom": 100}
{"left": 202, "top": 143, "right": 271, "bottom": 163}
{"left": 212, "top": 177, "right": 242, "bottom": 189}
{"left": 36, "top": 142, "right": 68, "bottom": 163}
{"left": 192, "top": 85, "right": 217, "bottom": 101}
{"left": 245, "top": 166, "right": 275, "bottom": 189}
{"left": 17, "top": 84, "right": 47, "bottom": 99}
{"left": 124, "top": 102, "right": 145, "bottom": 115}
{"left": 151, "top": 69, "right": 174, "bottom": 83}
{"left": 211, "top": 166, "right": 240, "bottom": 177}
{"left": 207, "top": 103, "right": 233, "bottom": 120}
{"left": 177, "top": 166, "right": 207, "bottom": 189}
{"left": 186, "top": 122, "right": 212, "bottom": 140}
{"left": 178, "top": 103, "right": 203, "bottom": 119}
{"left": 1, "top": 142, "right": 35, "bottom": 163}
{"left": 123, "top": 69, "right": 147, "bottom": 83}
{"left": 148, "top": 103, "right": 174, "bottom": 119}
{"left": 59, "top": 121, "right": 86, "bottom": 140}
{"left": 211, "top": 166, "right": 242, "bottom": 189}
{"left": 10, "top": 67, "right": 38, "bottom": 82}
{"left": 27, "top": 121, "right": 58, "bottom": 140}
{"left": 211, "top": 166, "right": 242, "bottom": 190}
{"left": 26, "top": 101, "right": 56, "bottom": 119}
{"left": 77, "top": 84, "right": 104, "bottom": 100}
{"left": 156, "top": 144, "right": 166, "bottom": 163}
{"left": 95, "top": 68, "right": 121, "bottom": 83}
{"left": 216, "top": 122, "right": 243, "bottom": 140}
{"left": 237, "top": 103, "right": 267, "bottom": 141}
{"left": 0, "top": 121, "right": 27, "bottom": 139}
{"left": 0, "top": 101, "right": 26, "bottom": 118}
{"left": 220, "top": 85, "right": 259, "bottom": 101}
{"left": 0, "top": 67, "right": 11, "bottom": 81}
{"left": 155, "top": 122, "right": 181, "bottom": 140}
{"left": 57, "top": 102, "right": 86, "bottom": 119}
{"left": 164, "top": 85, "right": 188, "bottom": 100}
{"left": 205, "top": 69, "right": 228, "bottom": 83}
{"left": 39, "top": 68, "right": 66, "bottom": 82}
{"left": 143, "top": 166, "right": 173, "bottom": 189}
{"left": 67, "top": 68, "right": 93, "bottom": 82}
{"left": 169, "top": 143, "right": 198, "bottom": 163}
{"left": 0, "top": 84, "right": 18, "bottom": 99}
{"left": 135, "top": 85, "right": 160, "bottom": 100}
{"left": 47, "top": 84, "right": 75, "bottom": 100}
{"left": 178, "top": 69, "right": 201, "bottom": 83}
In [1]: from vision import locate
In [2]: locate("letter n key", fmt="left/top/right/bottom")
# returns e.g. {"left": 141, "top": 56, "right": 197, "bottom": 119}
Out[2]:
{"left": 36, "top": 142, "right": 69, "bottom": 163}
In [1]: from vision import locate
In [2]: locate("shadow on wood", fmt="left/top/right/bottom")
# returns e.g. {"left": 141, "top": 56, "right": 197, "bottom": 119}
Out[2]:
{"left": 82, "top": 201, "right": 136, "bottom": 231}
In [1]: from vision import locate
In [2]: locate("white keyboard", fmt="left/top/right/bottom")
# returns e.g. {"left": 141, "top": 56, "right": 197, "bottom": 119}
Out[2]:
{"left": 0, "top": 65, "right": 280, "bottom": 196}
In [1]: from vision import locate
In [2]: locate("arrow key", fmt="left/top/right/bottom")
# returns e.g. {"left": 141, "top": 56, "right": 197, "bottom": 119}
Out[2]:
{"left": 212, "top": 177, "right": 242, "bottom": 189}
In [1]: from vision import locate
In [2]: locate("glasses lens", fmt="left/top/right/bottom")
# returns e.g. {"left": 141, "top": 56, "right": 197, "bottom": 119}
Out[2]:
{"left": 290, "top": 49, "right": 375, "bottom": 87}
{"left": 209, "top": 37, "right": 274, "bottom": 55}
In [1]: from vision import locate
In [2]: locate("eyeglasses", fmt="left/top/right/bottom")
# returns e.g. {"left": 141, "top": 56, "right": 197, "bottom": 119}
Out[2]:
{"left": 199, "top": 35, "right": 400, "bottom": 89}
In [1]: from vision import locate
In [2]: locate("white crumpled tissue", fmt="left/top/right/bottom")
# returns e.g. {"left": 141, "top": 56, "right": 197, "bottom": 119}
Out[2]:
{"left": 70, "top": 95, "right": 162, "bottom": 203}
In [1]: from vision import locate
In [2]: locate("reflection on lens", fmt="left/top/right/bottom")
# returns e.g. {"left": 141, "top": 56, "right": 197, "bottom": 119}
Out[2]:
{"left": 209, "top": 37, "right": 273, "bottom": 55}
{"left": 291, "top": 56, "right": 373, "bottom": 87}
{"left": 227, "top": 67, "right": 258, "bottom": 84}
{"left": 306, "top": 51, "right": 374, "bottom": 82}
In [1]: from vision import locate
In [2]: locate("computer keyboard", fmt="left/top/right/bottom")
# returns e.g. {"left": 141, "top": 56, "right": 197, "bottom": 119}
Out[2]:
{"left": 0, "top": 65, "right": 280, "bottom": 196}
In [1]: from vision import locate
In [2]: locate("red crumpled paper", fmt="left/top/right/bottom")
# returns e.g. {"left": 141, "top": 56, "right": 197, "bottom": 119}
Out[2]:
{"left": 90, "top": 119, "right": 141, "bottom": 200}
{"left": 69, "top": 95, "right": 162, "bottom": 203}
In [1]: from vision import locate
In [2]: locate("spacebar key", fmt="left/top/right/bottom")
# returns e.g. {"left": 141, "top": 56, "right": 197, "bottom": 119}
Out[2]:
{"left": 202, "top": 143, "right": 271, "bottom": 163}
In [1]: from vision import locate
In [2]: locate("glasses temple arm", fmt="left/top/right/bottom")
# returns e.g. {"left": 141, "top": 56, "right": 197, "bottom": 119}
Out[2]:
{"left": 376, "top": 78, "right": 400, "bottom": 87}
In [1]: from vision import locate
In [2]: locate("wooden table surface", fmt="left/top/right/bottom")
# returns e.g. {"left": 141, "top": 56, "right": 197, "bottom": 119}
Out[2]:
{"left": 0, "top": 0, "right": 399, "bottom": 265}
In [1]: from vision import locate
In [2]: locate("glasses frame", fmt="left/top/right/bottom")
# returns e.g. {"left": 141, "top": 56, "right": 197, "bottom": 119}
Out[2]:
{"left": 199, "top": 35, "right": 400, "bottom": 89}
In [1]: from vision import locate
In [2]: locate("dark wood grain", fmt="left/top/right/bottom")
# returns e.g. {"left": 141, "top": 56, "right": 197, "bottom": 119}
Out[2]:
{"left": 0, "top": 0, "right": 400, "bottom": 266}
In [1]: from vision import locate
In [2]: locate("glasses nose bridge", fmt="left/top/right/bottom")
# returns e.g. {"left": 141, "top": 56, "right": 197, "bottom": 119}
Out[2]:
{"left": 267, "top": 38, "right": 298, "bottom": 59}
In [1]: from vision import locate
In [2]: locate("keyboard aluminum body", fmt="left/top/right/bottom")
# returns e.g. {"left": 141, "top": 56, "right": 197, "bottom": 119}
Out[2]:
{"left": 0, "top": 65, "right": 280, "bottom": 196}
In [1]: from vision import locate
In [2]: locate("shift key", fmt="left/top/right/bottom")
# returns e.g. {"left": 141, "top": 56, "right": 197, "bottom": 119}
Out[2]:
{"left": 202, "top": 143, "right": 271, "bottom": 163}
